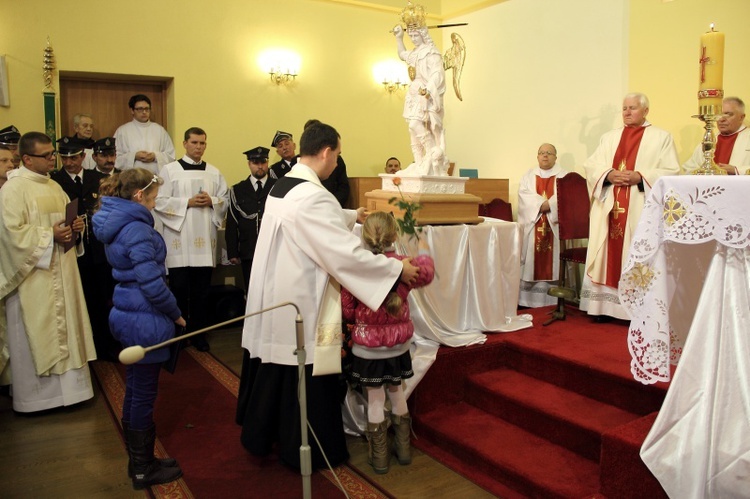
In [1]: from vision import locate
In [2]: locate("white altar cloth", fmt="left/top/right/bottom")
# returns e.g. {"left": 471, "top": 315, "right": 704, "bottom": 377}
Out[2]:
{"left": 618, "top": 176, "right": 750, "bottom": 497}
{"left": 343, "top": 218, "right": 533, "bottom": 433}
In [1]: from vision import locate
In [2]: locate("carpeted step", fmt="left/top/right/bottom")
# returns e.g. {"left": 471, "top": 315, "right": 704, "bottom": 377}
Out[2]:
{"left": 415, "top": 401, "right": 600, "bottom": 498}
{"left": 500, "top": 319, "right": 667, "bottom": 415}
{"left": 465, "top": 368, "right": 641, "bottom": 461}
{"left": 600, "top": 412, "right": 668, "bottom": 498}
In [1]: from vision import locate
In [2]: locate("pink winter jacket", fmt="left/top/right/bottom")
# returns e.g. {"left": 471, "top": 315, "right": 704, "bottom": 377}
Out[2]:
{"left": 342, "top": 251, "right": 435, "bottom": 349}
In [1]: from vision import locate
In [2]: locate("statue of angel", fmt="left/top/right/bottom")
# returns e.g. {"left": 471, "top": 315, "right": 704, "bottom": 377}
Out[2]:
{"left": 392, "top": 1, "right": 466, "bottom": 176}
{"left": 393, "top": 24, "right": 448, "bottom": 176}
{"left": 443, "top": 33, "right": 466, "bottom": 102}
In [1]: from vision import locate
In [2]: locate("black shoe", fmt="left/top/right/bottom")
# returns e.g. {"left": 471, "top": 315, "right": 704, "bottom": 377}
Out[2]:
{"left": 594, "top": 315, "right": 613, "bottom": 323}
{"left": 191, "top": 336, "right": 210, "bottom": 352}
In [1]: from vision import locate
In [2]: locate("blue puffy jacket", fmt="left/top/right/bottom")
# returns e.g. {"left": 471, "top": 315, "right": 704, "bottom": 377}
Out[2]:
{"left": 92, "top": 196, "right": 181, "bottom": 363}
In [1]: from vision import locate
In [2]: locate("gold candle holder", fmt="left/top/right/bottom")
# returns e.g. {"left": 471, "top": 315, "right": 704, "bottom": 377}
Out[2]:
{"left": 691, "top": 102, "right": 726, "bottom": 175}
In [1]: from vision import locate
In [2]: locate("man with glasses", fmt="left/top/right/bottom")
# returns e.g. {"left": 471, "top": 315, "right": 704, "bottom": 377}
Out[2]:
{"left": 0, "top": 125, "right": 22, "bottom": 168}
{"left": 517, "top": 143, "right": 569, "bottom": 308}
{"left": 114, "top": 94, "right": 175, "bottom": 174}
{"left": 0, "top": 131, "right": 97, "bottom": 412}
{"left": 51, "top": 137, "right": 118, "bottom": 360}
{"left": 0, "top": 145, "right": 18, "bottom": 189}
{"left": 682, "top": 96, "right": 749, "bottom": 175}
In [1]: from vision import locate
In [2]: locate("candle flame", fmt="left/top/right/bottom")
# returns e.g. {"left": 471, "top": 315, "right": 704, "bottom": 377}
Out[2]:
{"left": 710, "top": 23, "right": 715, "bottom": 32}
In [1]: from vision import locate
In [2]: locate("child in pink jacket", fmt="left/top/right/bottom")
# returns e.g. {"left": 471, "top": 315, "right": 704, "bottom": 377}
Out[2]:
{"left": 341, "top": 211, "right": 434, "bottom": 474}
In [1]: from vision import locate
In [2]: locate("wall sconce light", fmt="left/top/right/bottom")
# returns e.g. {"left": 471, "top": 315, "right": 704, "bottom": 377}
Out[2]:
{"left": 259, "top": 49, "right": 300, "bottom": 85}
{"left": 373, "top": 60, "right": 409, "bottom": 93}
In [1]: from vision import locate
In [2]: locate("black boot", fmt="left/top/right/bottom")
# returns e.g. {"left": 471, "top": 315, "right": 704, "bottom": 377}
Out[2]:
{"left": 122, "top": 420, "right": 178, "bottom": 478}
{"left": 127, "top": 424, "right": 182, "bottom": 490}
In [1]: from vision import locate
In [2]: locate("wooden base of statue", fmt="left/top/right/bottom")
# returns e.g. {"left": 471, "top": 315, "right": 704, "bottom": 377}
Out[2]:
{"left": 365, "top": 189, "right": 483, "bottom": 225}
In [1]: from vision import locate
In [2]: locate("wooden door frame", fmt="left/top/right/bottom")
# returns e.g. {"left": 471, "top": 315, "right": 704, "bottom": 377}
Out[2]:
{"left": 59, "top": 71, "right": 173, "bottom": 139}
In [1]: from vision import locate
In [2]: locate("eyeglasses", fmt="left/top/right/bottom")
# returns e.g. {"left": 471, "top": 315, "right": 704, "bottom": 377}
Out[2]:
{"left": 537, "top": 151, "right": 556, "bottom": 156}
{"left": 133, "top": 106, "right": 151, "bottom": 112}
{"left": 26, "top": 150, "right": 58, "bottom": 160}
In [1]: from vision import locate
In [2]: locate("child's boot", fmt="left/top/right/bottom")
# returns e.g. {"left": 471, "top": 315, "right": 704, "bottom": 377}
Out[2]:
{"left": 365, "top": 420, "right": 390, "bottom": 474}
{"left": 391, "top": 412, "right": 412, "bottom": 465}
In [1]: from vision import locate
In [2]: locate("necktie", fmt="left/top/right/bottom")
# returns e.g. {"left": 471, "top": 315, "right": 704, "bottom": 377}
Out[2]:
{"left": 256, "top": 180, "right": 262, "bottom": 192}
{"left": 74, "top": 176, "right": 82, "bottom": 186}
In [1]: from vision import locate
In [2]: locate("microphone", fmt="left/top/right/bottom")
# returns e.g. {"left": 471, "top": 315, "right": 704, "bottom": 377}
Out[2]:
{"left": 118, "top": 301, "right": 302, "bottom": 365}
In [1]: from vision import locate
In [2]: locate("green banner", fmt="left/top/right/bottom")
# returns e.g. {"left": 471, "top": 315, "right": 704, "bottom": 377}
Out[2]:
{"left": 43, "top": 91, "right": 56, "bottom": 142}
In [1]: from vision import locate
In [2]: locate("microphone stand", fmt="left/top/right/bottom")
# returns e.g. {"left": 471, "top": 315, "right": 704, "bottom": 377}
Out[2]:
{"left": 118, "top": 301, "right": 312, "bottom": 499}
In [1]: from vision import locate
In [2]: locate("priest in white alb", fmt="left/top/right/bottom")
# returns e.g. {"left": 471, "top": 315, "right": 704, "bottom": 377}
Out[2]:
{"left": 580, "top": 93, "right": 680, "bottom": 320}
{"left": 114, "top": 94, "right": 175, "bottom": 174}
{"left": 518, "top": 143, "right": 568, "bottom": 307}
{"left": 0, "top": 132, "right": 97, "bottom": 412}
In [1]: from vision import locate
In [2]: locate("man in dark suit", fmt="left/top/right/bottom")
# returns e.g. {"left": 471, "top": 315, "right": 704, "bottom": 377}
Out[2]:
{"left": 226, "top": 146, "right": 277, "bottom": 292}
{"left": 51, "top": 137, "right": 119, "bottom": 360}
{"left": 269, "top": 130, "right": 297, "bottom": 180}
{"left": 91, "top": 137, "right": 120, "bottom": 175}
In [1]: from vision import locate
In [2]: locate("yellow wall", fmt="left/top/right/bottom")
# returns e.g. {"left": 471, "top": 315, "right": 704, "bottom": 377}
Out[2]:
{"left": 1, "top": 0, "right": 747, "bottom": 188}
{"left": 629, "top": 0, "right": 750, "bottom": 162}
{"left": 0, "top": 0, "right": 427, "bottom": 183}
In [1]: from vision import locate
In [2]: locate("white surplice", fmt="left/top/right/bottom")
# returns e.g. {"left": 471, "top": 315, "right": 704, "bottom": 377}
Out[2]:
{"left": 517, "top": 164, "right": 567, "bottom": 307}
{"left": 113, "top": 119, "right": 175, "bottom": 174}
{"left": 242, "top": 163, "right": 402, "bottom": 367}
{"left": 154, "top": 157, "right": 229, "bottom": 269}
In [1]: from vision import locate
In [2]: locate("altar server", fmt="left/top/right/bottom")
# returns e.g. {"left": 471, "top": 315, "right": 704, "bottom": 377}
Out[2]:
{"left": 154, "top": 127, "right": 228, "bottom": 352}
{"left": 114, "top": 94, "right": 175, "bottom": 174}
{"left": 237, "top": 122, "right": 419, "bottom": 470}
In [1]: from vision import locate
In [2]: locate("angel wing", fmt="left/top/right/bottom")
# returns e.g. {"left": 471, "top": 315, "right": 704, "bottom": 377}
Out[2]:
{"left": 443, "top": 33, "right": 466, "bottom": 101}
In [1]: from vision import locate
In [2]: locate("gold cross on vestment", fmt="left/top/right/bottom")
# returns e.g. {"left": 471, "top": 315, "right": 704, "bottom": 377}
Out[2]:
{"left": 194, "top": 237, "right": 206, "bottom": 249}
{"left": 537, "top": 223, "right": 548, "bottom": 237}
{"left": 612, "top": 200, "right": 626, "bottom": 220}
{"left": 618, "top": 160, "right": 627, "bottom": 172}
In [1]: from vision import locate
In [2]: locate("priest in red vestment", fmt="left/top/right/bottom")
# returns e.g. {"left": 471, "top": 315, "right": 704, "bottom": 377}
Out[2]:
{"left": 580, "top": 93, "right": 680, "bottom": 320}
{"left": 682, "top": 96, "right": 749, "bottom": 175}
{"left": 518, "top": 143, "right": 569, "bottom": 307}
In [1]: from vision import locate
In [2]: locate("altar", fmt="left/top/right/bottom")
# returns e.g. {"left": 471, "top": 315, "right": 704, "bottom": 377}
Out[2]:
{"left": 618, "top": 176, "right": 750, "bottom": 497}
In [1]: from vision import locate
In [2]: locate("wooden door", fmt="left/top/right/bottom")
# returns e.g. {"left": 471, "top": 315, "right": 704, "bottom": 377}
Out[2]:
{"left": 59, "top": 74, "right": 171, "bottom": 140}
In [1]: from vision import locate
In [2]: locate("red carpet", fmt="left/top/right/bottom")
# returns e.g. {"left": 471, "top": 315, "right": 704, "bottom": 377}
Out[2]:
{"left": 409, "top": 306, "right": 670, "bottom": 498}
{"left": 93, "top": 349, "right": 388, "bottom": 499}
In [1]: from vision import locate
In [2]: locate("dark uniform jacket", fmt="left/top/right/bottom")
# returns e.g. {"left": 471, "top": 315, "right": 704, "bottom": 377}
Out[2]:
{"left": 271, "top": 155, "right": 350, "bottom": 207}
{"left": 225, "top": 175, "right": 277, "bottom": 261}
{"left": 269, "top": 156, "right": 297, "bottom": 180}
{"left": 50, "top": 168, "right": 108, "bottom": 267}
{"left": 321, "top": 155, "right": 350, "bottom": 208}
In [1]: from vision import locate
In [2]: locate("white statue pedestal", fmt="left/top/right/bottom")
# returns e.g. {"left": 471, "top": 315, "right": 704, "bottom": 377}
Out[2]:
{"left": 365, "top": 174, "right": 482, "bottom": 225}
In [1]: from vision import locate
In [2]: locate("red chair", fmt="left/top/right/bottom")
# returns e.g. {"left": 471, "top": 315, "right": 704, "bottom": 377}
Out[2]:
{"left": 544, "top": 172, "right": 590, "bottom": 325}
{"left": 480, "top": 198, "right": 513, "bottom": 221}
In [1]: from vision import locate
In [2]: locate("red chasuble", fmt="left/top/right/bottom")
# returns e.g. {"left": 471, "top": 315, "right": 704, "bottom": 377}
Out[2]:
{"left": 533, "top": 175, "right": 556, "bottom": 280}
{"left": 714, "top": 132, "right": 740, "bottom": 166}
{"left": 605, "top": 125, "right": 646, "bottom": 288}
